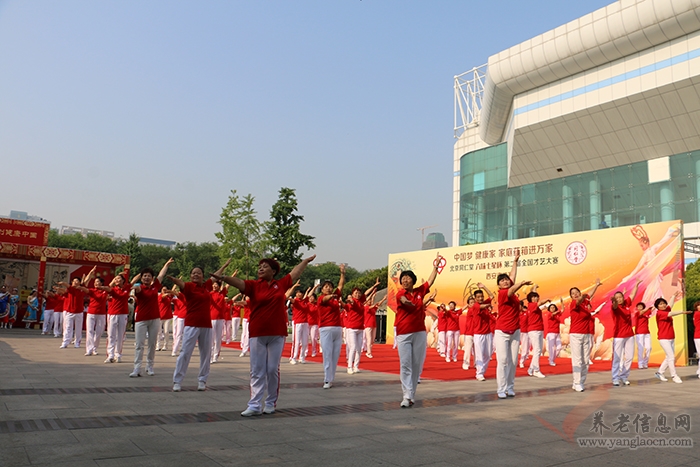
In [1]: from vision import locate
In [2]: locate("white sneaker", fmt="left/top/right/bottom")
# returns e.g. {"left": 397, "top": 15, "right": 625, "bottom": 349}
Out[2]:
{"left": 323, "top": 382, "right": 332, "bottom": 389}
{"left": 623, "top": 380, "right": 630, "bottom": 386}
{"left": 549, "top": 362, "right": 556, "bottom": 367}
{"left": 239, "top": 352, "right": 247, "bottom": 357}
{"left": 146, "top": 367, "right": 155, "bottom": 376}
{"left": 366, "top": 353, "right": 373, "bottom": 359}
{"left": 104, "top": 357, "right": 114, "bottom": 363}
{"left": 59, "top": 345, "right": 67, "bottom": 349}
{"left": 462, "top": 363, "right": 469, "bottom": 370}
{"left": 655, "top": 372, "right": 668, "bottom": 382}
{"left": 497, "top": 392, "right": 507, "bottom": 399}
{"left": 241, "top": 408, "right": 262, "bottom": 417}
{"left": 476, "top": 375, "right": 486, "bottom": 381}
{"left": 507, "top": 390, "right": 515, "bottom": 397}
{"left": 289, "top": 358, "right": 297, "bottom": 365}
{"left": 172, "top": 383, "right": 181, "bottom": 392}
{"left": 573, "top": 384, "right": 584, "bottom": 392}
{"left": 116, "top": 356, "right": 122, "bottom": 363}
{"left": 532, "top": 371, "right": 546, "bottom": 379}
{"left": 347, "top": 367, "right": 354, "bottom": 374}
{"left": 300, "top": 359, "right": 306, "bottom": 364}
{"left": 446, "top": 357, "right": 450, "bottom": 363}
{"left": 612, "top": 380, "right": 620, "bottom": 386}
{"left": 519, "top": 363, "right": 524, "bottom": 368}
{"left": 211, "top": 357, "right": 217, "bottom": 364}
{"left": 353, "top": 367, "right": 360, "bottom": 373}
{"left": 400, "top": 398, "right": 411, "bottom": 408}
{"left": 129, "top": 371, "right": 141, "bottom": 378}
{"left": 263, "top": 405, "right": 275, "bottom": 414}
{"left": 672, "top": 375, "right": 683, "bottom": 384}
{"left": 85, "top": 352, "right": 92, "bottom": 356}
{"left": 197, "top": 381, "right": 206, "bottom": 391}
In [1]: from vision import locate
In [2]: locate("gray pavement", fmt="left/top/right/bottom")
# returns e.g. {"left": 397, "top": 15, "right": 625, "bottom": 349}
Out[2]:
{"left": 1, "top": 329, "right": 699, "bottom": 467}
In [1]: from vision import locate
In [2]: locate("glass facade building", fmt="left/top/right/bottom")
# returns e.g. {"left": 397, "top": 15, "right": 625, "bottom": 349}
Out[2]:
{"left": 459, "top": 144, "right": 700, "bottom": 246}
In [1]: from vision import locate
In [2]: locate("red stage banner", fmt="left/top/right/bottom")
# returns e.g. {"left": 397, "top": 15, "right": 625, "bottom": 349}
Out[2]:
{"left": 0, "top": 218, "right": 49, "bottom": 246}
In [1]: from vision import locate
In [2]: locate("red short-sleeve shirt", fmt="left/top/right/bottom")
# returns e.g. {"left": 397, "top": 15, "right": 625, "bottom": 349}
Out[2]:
{"left": 158, "top": 294, "right": 173, "bottom": 320}
{"left": 291, "top": 298, "right": 309, "bottom": 324}
{"left": 496, "top": 288, "right": 520, "bottom": 333}
{"left": 364, "top": 304, "right": 377, "bottom": 328}
{"left": 135, "top": 279, "right": 161, "bottom": 322}
{"left": 244, "top": 274, "right": 293, "bottom": 338}
{"left": 546, "top": 312, "right": 561, "bottom": 334}
{"left": 65, "top": 286, "right": 86, "bottom": 313}
{"left": 569, "top": 298, "right": 593, "bottom": 335}
{"left": 394, "top": 282, "right": 430, "bottom": 336}
{"left": 471, "top": 299, "right": 492, "bottom": 335}
{"left": 87, "top": 289, "right": 108, "bottom": 315}
{"left": 635, "top": 309, "right": 651, "bottom": 335}
{"left": 345, "top": 296, "right": 365, "bottom": 330}
{"left": 612, "top": 297, "right": 634, "bottom": 338}
{"left": 655, "top": 309, "right": 675, "bottom": 340}
{"left": 108, "top": 285, "right": 130, "bottom": 315}
{"left": 307, "top": 302, "right": 319, "bottom": 326}
{"left": 209, "top": 290, "right": 228, "bottom": 320}
{"left": 182, "top": 280, "right": 213, "bottom": 328}
{"left": 527, "top": 302, "right": 544, "bottom": 331}
{"left": 318, "top": 288, "right": 343, "bottom": 328}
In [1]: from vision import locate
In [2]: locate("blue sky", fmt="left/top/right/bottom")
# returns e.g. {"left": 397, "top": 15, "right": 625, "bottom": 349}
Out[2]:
{"left": 0, "top": 0, "right": 612, "bottom": 270}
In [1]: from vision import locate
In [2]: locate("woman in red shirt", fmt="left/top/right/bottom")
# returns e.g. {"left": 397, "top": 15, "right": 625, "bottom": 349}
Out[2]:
{"left": 215, "top": 255, "right": 315, "bottom": 416}
{"left": 653, "top": 292, "right": 689, "bottom": 383}
{"left": 545, "top": 302, "right": 562, "bottom": 367}
{"left": 610, "top": 281, "right": 640, "bottom": 386}
{"left": 494, "top": 254, "right": 532, "bottom": 399}
{"left": 103, "top": 274, "right": 131, "bottom": 363}
{"left": 568, "top": 279, "right": 601, "bottom": 392}
{"left": 634, "top": 302, "right": 652, "bottom": 369}
{"left": 315, "top": 264, "right": 347, "bottom": 389}
{"left": 168, "top": 259, "right": 230, "bottom": 391}
{"left": 345, "top": 280, "right": 380, "bottom": 374}
{"left": 394, "top": 253, "right": 440, "bottom": 408}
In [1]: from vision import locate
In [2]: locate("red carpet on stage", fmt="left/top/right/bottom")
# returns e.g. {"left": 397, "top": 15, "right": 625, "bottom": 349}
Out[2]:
{"left": 221, "top": 341, "right": 612, "bottom": 382}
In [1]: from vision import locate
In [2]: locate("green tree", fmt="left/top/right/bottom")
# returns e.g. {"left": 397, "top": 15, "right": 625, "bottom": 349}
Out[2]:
{"left": 117, "top": 233, "right": 143, "bottom": 276}
{"left": 344, "top": 266, "right": 388, "bottom": 296}
{"left": 685, "top": 260, "right": 700, "bottom": 308}
{"left": 299, "top": 262, "right": 361, "bottom": 294}
{"left": 216, "top": 190, "right": 269, "bottom": 280}
{"left": 266, "top": 187, "right": 315, "bottom": 275}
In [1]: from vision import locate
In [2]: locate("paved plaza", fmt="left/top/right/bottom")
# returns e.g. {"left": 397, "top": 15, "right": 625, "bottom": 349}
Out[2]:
{"left": 1, "top": 330, "right": 699, "bottom": 467}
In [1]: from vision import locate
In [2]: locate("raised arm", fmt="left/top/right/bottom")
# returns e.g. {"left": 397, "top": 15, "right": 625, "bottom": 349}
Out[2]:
{"left": 477, "top": 282, "right": 494, "bottom": 299}
{"left": 364, "top": 277, "right": 380, "bottom": 297}
{"left": 510, "top": 253, "right": 520, "bottom": 284}
{"left": 167, "top": 276, "right": 186, "bottom": 291}
{"left": 213, "top": 259, "right": 232, "bottom": 278}
{"left": 508, "top": 279, "right": 532, "bottom": 298}
{"left": 290, "top": 255, "right": 316, "bottom": 282}
{"left": 285, "top": 280, "right": 301, "bottom": 299}
{"left": 156, "top": 258, "right": 175, "bottom": 283}
{"left": 588, "top": 278, "right": 602, "bottom": 301}
{"left": 83, "top": 266, "right": 98, "bottom": 286}
{"left": 629, "top": 279, "right": 642, "bottom": 303}
{"left": 337, "top": 263, "right": 346, "bottom": 295}
{"left": 214, "top": 273, "right": 246, "bottom": 294}
{"left": 427, "top": 252, "right": 440, "bottom": 287}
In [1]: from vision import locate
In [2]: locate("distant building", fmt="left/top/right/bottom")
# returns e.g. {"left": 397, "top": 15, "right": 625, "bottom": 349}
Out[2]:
{"left": 422, "top": 232, "right": 448, "bottom": 250}
{"left": 4, "top": 210, "right": 50, "bottom": 223}
{"left": 60, "top": 225, "right": 115, "bottom": 238}
{"left": 139, "top": 237, "right": 176, "bottom": 248}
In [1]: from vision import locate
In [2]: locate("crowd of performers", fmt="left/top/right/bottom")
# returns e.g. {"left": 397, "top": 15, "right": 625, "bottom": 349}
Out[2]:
{"left": 2, "top": 250, "right": 699, "bottom": 412}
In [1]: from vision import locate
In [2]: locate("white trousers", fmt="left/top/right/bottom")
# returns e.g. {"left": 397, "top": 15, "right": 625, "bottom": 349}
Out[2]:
{"left": 612, "top": 336, "right": 634, "bottom": 382}
{"left": 346, "top": 328, "right": 363, "bottom": 369}
{"left": 240, "top": 319, "right": 250, "bottom": 353}
{"left": 53, "top": 311, "right": 63, "bottom": 336}
{"left": 570, "top": 333, "right": 591, "bottom": 386}
{"left": 211, "top": 319, "right": 224, "bottom": 359}
{"left": 363, "top": 326, "right": 376, "bottom": 355}
{"left": 494, "top": 330, "right": 520, "bottom": 394}
{"left": 231, "top": 317, "right": 241, "bottom": 341}
{"left": 309, "top": 324, "right": 319, "bottom": 356}
{"left": 292, "top": 322, "right": 309, "bottom": 360}
{"left": 658, "top": 339, "right": 677, "bottom": 377}
{"left": 446, "top": 330, "right": 460, "bottom": 360}
{"left": 158, "top": 318, "right": 172, "bottom": 350}
{"left": 173, "top": 326, "right": 212, "bottom": 384}
{"left": 320, "top": 326, "right": 342, "bottom": 383}
{"left": 172, "top": 317, "right": 185, "bottom": 355}
{"left": 695, "top": 338, "right": 700, "bottom": 376}
{"left": 62, "top": 312, "right": 83, "bottom": 348}
{"left": 546, "top": 332, "right": 561, "bottom": 364}
{"left": 86, "top": 314, "right": 106, "bottom": 354}
{"left": 247, "top": 335, "right": 285, "bottom": 411}
{"left": 527, "top": 330, "right": 543, "bottom": 373}
{"left": 107, "top": 314, "right": 128, "bottom": 359}
{"left": 519, "top": 331, "right": 530, "bottom": 365}
{"left": 396, "top": 331, "right": 427, "bottom": 401}
{"left": 473, "top": 333, "right": 492, "bottom": 378}
{"left": 462, "top": 334, "right": 474, "bottom": 366}
{"left": 42, "top": 309, "right": 54, "bottom": 334}
{"left": 437, "top": 331, "right": 446, "bottom": 355}
{"left": 635, "top": 333, "right": 651, "bottom": 368}
{"left": 134, "top": 318, "right": 160, "bottom": 372}
{"left": 223, "top": 319, "right": 232, "bottom": 343}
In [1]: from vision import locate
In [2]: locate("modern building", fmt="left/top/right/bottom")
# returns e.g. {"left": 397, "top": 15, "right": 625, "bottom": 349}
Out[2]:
{"left": 3, "top": 210, "right": 50, "bottom": 224}
{"left": 422, "top": 232, "right": 448, "bottom": 250}
{"left": 60, "top": 225, "right": 115, "bottom": 238}
{"left": 453, "top": 0, "right": 700, "bottom": 253}
{"left": 138, "top": 237, "right": 176, "bottom": 248}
